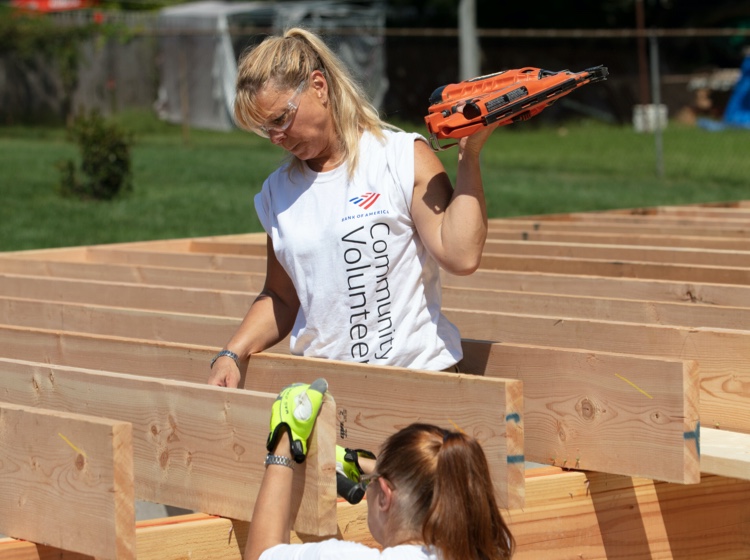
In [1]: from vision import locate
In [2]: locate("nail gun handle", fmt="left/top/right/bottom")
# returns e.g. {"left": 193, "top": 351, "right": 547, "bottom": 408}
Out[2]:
{"left": 337, "top": 471, "right": 366, "bottom": 504}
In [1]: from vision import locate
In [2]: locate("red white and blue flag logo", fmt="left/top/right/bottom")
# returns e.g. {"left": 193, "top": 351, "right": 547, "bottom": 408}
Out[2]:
{"left": 349, "top": 192, "right": 380, "bottom": 209}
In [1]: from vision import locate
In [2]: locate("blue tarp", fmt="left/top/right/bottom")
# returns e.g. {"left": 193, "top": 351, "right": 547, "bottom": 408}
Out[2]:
{"left": 698, "top": 55, "right": 750, "bottom": 130}
{"left": 723, "top": 55, "right": 750, "bottom": 127}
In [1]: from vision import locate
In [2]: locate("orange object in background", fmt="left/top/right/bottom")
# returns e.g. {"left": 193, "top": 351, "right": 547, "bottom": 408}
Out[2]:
{"left": 11, "top": 0, "right": 97, "bottom": 12}
{"left": 425, "top": 65, "right": 609, "bottom": 150}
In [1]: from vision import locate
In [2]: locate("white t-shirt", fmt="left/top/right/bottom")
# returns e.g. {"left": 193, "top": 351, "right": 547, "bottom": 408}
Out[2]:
{"left": 254, "top": 129, "right": 462, "bottom": 370}
{"left": 260, "top": 540, "right": 440, "bottom": 560}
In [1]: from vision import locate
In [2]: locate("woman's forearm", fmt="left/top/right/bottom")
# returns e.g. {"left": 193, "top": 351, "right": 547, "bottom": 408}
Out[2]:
{"left": 244, "top": 433, "right": 295, "bottom": 560}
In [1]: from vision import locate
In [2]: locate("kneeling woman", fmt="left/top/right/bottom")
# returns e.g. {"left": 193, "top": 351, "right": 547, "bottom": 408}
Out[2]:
{"left": 247, "top": 380, "right": 515, "bottom": 560}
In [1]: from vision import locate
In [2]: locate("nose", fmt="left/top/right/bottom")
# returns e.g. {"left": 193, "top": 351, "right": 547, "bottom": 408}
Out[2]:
{"left": 269, "top": 130, "right": 286, "bottom": 145}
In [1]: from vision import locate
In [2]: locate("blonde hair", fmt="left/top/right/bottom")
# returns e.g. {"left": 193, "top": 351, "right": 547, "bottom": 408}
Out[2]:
{"left": 234, "top": 27, "right": 396, "bottom": 178}
{"left": 376, "top": 424, "right": 515, "bottom": 560}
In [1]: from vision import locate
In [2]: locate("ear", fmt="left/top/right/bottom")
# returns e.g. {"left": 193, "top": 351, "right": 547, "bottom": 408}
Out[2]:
{"left": 310, "top": 69, "right": 328, "bottom": 100}
{"left": 377, "top": 477, "right": 394, "bottom": 512}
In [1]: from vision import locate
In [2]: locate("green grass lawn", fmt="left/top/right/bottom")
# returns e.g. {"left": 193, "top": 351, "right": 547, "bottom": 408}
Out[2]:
{"left": 1, "top": 112, "right": 748, "bottom": 252}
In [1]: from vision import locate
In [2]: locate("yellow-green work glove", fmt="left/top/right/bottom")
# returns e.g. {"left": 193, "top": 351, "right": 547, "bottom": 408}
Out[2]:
{"left": 267, "top": 378, "right": 328, "bottom": 463}
{"left": 336, "top": 446, "right": 376, "bottom": 483}
{"left": 335, "top": 446, "right": 377, "bottom": 504}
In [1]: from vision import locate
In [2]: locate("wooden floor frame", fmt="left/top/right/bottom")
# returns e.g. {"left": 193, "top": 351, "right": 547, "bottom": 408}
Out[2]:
{"left": 1, "top": 201, "right": 750, "bottom": 559}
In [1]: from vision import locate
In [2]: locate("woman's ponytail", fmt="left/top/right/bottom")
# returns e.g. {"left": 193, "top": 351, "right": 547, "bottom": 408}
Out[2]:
{"left": 377, "top": 424, "right": 514, "bottom": 560}
{"left": 423, "top": 432, "right": 514, "bottom": 559}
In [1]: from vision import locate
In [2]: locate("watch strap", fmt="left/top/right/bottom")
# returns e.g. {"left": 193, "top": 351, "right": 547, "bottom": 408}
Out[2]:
{"left": 265, "top": 454, "right": 295, "bottom": 469}
{"left": 210, "top": 349, "right": 241, "bottom": 369}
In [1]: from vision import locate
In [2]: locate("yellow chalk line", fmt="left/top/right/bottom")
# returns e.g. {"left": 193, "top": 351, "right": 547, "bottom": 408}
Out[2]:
{"left": 58, "top": 433, "right": 87, "bottom": 457}
{"left": 615, "top": 374, "right": 653, "bottom": 399}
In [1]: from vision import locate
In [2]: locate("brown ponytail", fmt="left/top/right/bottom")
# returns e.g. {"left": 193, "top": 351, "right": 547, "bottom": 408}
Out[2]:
{"left": 377, "top": 424, "right": 514, "bottom": 560}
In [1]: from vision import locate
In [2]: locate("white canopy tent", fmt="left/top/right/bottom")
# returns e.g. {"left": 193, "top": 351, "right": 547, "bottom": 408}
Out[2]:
{"left": 155, "top": 1, "right": 388, "bottom": 131}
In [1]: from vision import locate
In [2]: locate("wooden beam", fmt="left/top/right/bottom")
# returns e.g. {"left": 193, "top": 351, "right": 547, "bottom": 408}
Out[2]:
{"left": 0, "top": 296, "right": 240, "bottom": 347}
{"left": 448, "top": 309, "right": 750, "bottom": 434}
{"left": 517, "top": 211, "right": 750, "bottom": 227}
{"left": 0, "top": 325, "right": 709, "bottom": 484}
{"left": 3, "top": 471, "right": 749, "bottom": 560}
{"left": 701, "top": 427, "right": 750, "bottom": 481}
{"left": 442, "top": 287, "right": 750, "bottom": 331}
{"left": 2, "top": 296, "right": 737, "bottom": 440}
{"left": 460, "top": 341, "right": 700, "bottom": 483}
{"left": 84, "top": 247, "right": 265, "bottom": 272}
{"left": 3, "top": 275, "right": 749, "bottom": 334}
{"left": 0, "top": 345, "right": 523, "bottom": 508}
{"left": 0, "top": 292, "right": 702, "bottom": 483}
{"left": 0, "top": 402, "right": 135, "bottom": 560}
{"left": 602, "top": 203, "right": 750, "bottom": 219}
{"left": 0, "top": 274, "right": 255, "bottom": 317}
{"left": 486, "top": 228, "right": 750, "bottom": 251}
{"left": 481, "top": 239, "right": 750, "bottom": 268}
{"left": 477, "top": 252, "right": 750, "bottom": 285}
{"left": 489, "top": 217, "right": 750, "bottom": 239}
{"left": 0, "top": 257, "right": 266, "bottom": 292}
{"left": 0, "top": 359, "right": 337, "bottom": 534}
{"left": 443, "top": 268, "right": 750, "bottom": 307}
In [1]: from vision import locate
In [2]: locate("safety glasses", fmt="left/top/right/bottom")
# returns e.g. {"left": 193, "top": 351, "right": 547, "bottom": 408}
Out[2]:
{"left": 254, "top": 80, "right": 308, "bottom": 138}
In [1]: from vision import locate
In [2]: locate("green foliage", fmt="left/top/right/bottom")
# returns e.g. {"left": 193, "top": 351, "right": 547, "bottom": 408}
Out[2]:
{"left": 57, "top": 109, "right": 134, "bottom": 200}
{"left": 1, "top": 111, "right": 749, "bottom": 251}
{"left": 0, "top": 8, "right": 98, "bottom": 121}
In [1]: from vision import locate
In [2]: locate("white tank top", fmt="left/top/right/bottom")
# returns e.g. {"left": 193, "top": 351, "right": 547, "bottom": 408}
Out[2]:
{"left": 255, "top": 129, "right": 462, "bottom": 370}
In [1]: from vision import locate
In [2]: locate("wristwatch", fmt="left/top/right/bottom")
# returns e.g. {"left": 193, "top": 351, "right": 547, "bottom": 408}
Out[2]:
{"left": 265, "top": 454, "right": 295, "bottom": 469}
{"left": 210, "top": 349, "right": 241, "bottom": 369}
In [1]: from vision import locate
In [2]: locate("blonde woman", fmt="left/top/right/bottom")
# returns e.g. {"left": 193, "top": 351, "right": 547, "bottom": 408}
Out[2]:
{"left": 208, "top": 28, "right": 498, "bottom": 388}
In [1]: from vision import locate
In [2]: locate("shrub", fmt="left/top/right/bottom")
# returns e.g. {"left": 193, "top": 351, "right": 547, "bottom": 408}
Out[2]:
{"left": 57, "top": 109, "right": 134, "bottom": 200}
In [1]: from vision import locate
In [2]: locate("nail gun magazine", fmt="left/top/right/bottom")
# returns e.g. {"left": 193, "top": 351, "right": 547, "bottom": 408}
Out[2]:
{"left": 424, "top": 65, "right": 609, "bottom": 150}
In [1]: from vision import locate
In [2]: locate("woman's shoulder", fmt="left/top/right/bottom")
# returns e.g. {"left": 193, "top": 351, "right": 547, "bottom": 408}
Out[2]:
{"left": 259, "top": 540, "right": 436, "bottom": 560}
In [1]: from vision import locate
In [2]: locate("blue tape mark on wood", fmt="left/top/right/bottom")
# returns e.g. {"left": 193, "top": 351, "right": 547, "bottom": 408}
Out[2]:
{"left": 507, "top": 455, "right": 525, "bottom": 464}
{"left": 684, "top": 421, "right": 700, "bottom": 457}
{"left": 505, "top": 413, "right": 521, "bottom": 423}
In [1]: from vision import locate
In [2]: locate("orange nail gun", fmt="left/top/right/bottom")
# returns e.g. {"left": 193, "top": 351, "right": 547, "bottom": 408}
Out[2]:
{"left": 424, "top": 65, "right": 609, "bottom": 150}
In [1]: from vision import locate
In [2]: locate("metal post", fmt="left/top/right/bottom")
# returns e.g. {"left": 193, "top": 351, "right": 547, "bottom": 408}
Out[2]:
{"left": 649, "top": 33, "right": 664, "bottom": 178}
{"left": 458, "top": 0, "right": 480, "bottom": 80}
{"left": 636, "top": 0, "right": 650, "bottom": 106}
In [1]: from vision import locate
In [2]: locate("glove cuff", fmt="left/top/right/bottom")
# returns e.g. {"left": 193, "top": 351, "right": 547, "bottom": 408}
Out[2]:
{"left": 344, "top": 448, "right": 377, "bottom": 474}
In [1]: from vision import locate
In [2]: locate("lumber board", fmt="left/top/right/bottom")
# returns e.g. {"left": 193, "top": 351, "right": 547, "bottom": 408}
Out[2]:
{"left": 442, "top": 268, "right": 750, "bottom": 307}
{"left": 2, "top": 296, "right": 730, "bottom": 445}
{"left": 486, "top": 228, "right": 750, "bottom": 251}
{"left": 482, "top": 239, "right": 750, "bottom": 268}
{"left": 84, "top": 246, "right": 266, "bottom": 272}
{"left": 0, "top": 325, "right": 710, "bottom": 484}
{"left": 477, "top": 252, "right": 750, "bottom": 285}
{"left": 99, "top": 236, "right": 750, "bottom": 270}
{"left": 238, "top": 354, "right": 525, "bottom": 508}
{"left": 459, "top": 341, "right": 701, "bottom": 483}
{"left": 3, "top": 471, "right": 749, "bottom": 560}
{"left": 0, "top": 257, "right": 266, "bottom": 292}
{"left": 0, "top": 359, "right": 338, "bottom": 534}
{"left": 0, "top": 402, "right": 135, "bottom": 560}
{"left": 489, "top": 217, "right": 750, "bottom": 239}
{"left": 0, "top": 296, "right": 240, "bottom": 346}
{"left": 701, "top": 427, "right": 750, "bottom": 481}
{"left": 0, "top": 335, "right": 524, "bottom": 508}
{"left": 518, "top": 211, "right": 750, "bottom": 227}
{"left": 0, "top": 295, "right": 703, "bottom": 483}
{"left": 5, "top": 285, "right": 749, "bottom": 344}
{"left": 449, "top": 309, "right": 750, "bottom": 433}
{"left": 0, "top": 274, "right": 255, "bottom": 317}
{"left": 3, "top": 272, "right": 750, "bottom": 333}
{"left": 603, "top": 204, "right": 750, "bottom": 219}
{"left": 8, "top": 247, "right": 750, "bottom": 310}
{"left": 442, "top": 287, "right": 750, "bottom": 331}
